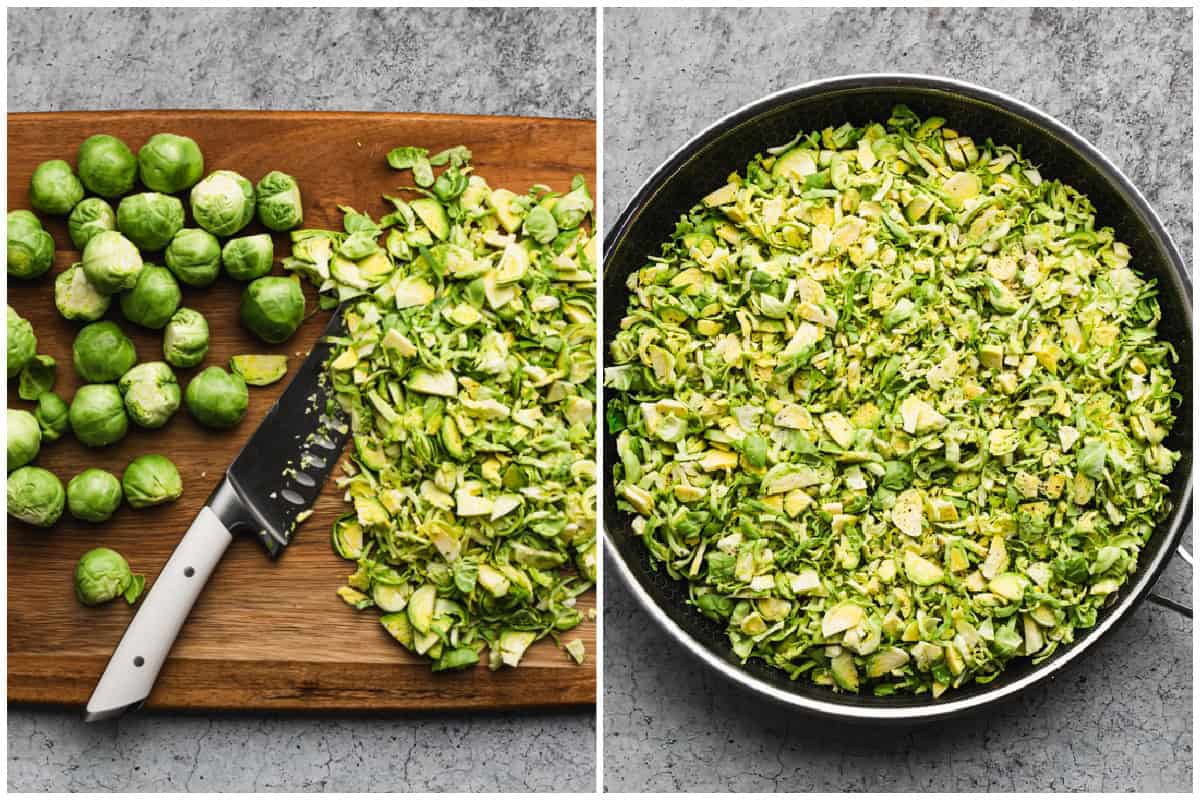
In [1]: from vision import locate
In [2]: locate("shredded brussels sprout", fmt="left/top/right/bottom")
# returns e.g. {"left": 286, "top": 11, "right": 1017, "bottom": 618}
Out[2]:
{"left": 288, "top": 146, "right": 596, "bottom": 671}
{"left": 606, "top": 106, "right": 1180, "bottom": 697}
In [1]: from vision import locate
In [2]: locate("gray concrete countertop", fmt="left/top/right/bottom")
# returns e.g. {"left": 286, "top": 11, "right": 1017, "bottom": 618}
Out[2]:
{"left": 7, "top": 7, "right": 595, "bottom": 793}
{"left": 603, "top": 7, "right": 1192, "bottom": 793}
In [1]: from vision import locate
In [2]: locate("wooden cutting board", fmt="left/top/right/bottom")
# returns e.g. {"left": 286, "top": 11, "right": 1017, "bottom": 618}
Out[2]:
{"left": 7, "top": 111, "right": 596, "bottom": 712}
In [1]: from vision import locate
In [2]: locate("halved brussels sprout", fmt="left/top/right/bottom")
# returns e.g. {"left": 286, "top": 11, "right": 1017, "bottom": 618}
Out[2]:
{"left": 256, "top": 171, "right": 303, "bottom": 231}
{"left": 72, "top": 321, "right": 136, "bottom": 383}
{"left": 117, "top": 192, "right": 185, "bottom": 251}
{"left": 162, "top": 307, "right": 210, "bottom": 368}
{"left": 190, "top": 170, "right": 255, "bottom": 237}
{"left": 77, "top": 134, "right": 138, "bottom": 198}
{"left": 120, "top": 265, "right": 182, "bottom": 329}
{"left": 137, "top": 133, "right": 204, "bottom": 193}
{"left": 68, "top": 384, "right": 128, "bottom": 447}
{"left": 118, "top": 361, "right": 181, "bottom": 429}
{"left": 55, "top": 263, "right": 112, "bottom": 322}
{"left": 230, "top": 354, "right": 288, "bottom": 386}
{"left": 7, "top": 209, "right": 55, "bottom": 279}
{"left": 68, "top": 197, "right": 118, "bottom": 250}
{"left": 164, "top": 228, "right": 222, "bottom": 287}
{"left": 81, "top": 230, "right": 143, "bottom": 294}
{"left": 29, "top": 159, "right": 84, "bottom": 215}
{"left": 7, "top": 465, "right": 65, "bottom": 527}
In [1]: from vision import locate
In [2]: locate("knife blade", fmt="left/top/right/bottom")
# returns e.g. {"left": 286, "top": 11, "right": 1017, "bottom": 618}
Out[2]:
{"left": 84, "top": 306, "right": 351, "bottom": 722}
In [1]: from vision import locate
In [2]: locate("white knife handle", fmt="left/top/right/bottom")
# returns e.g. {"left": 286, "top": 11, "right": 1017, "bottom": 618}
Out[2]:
{"left": 85, "top": 506, "right": 233, "bottom": 722}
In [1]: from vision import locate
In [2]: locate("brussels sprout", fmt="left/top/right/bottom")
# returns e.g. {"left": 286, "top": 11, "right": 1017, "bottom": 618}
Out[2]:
{"left": 118, "top": 361, "right": 181, "bottom": 428}
{"left": 72, "top": 321, "right": 137, "bottom": 382}
{"left": 119, "top": 265, "right": 181, "bottom": 329}
{"left": 17, "top": 354, "right": 56, "bottom": 401}
{"left": 29, "top": 159, "right": 84, "bottom": 215}
{"left": 7, "top": 305, "right": 37, "bottom": 379}
{"left": 230, "top": 354, "right": 288, "bottom": 386}
{"left": 7, "top": 409, "right": 41, "bottom": 472}
{"left": 552, "top": 178, "right": 593, "bottom": 230}
{"left": 240, "top": 276, "right": 306, "bottom": 343}
{"left": 68, "top": 384, "right": 128, "bottom": 447}
{"left": 68, "top": 197, "right": 117, "bottom": 250}
{"left": 122, "top": 454, "right": 183, "bottom": 509}
{"left": 81, "top": 230, "right": 144, "bottom": 294}
{"left": 67, "top": 469, "right": 123, "bottom": 523}
{"left": 7, "top": 466, "right": 65, "bottom": 527}
{"left": 74, "top": 547, "right": 143, "bottom": 605}
{"left": 185, "top": 366, "right": 248, "bottom": 429}
{"left": 54, "top": 263, "right": 112, "bottom": 322}
{"left": 162, "top": 307, "right": 210, "bottom": 368}
{"left": 34, "top": 392, "right": 70, "bottom": 442}
{"left": 255, "top": 171, "right": 303, "bottom": 231}
{"left": 164, "top": 228, "right": 221, "bottom": 287}
{"left": 137, "top": 133, "right": 204, "bottom": 194}
{"left": 190, "top": 170, "right": 255, "bottom": 237}
{"left": 77, "top": 134, "right": 138, "bottom": 198}
{"left": 222, "top": 234, "right": 274, "bottom": 281}
{"left": 7, "top": 209, "right": 55, "bottom": 279}
{"left": 117, "top": 192, "right": 185, "bottom": 251}
{"left": 522, "top": 205, "right": 558, "bottom": 244}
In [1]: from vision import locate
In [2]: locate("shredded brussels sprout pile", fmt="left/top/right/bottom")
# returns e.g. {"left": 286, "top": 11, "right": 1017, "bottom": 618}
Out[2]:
{"left": 286, "top": 146, "right": 596, "bottom": 671}
{"left": 606, "top": 106, "right": 1180, "bottom": 697}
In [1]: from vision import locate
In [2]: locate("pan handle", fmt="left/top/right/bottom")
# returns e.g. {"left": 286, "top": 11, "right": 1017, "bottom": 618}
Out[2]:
{"left": 1146, "top": 500, "right": 1192, "bottom": 618}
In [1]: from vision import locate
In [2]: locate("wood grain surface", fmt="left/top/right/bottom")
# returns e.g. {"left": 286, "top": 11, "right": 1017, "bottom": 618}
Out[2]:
{"left": 7, "top": 111, "right": 596, "bottom": 712}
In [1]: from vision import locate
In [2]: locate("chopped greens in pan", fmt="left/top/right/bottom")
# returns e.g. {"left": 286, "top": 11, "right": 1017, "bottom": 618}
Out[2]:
{"left": 606, "top": 106, "right": 1180, "bottom": 697}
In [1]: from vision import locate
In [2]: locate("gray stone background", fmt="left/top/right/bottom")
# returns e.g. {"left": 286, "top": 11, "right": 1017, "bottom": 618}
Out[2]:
{"left": 603, "top": 7, "right": 1192, "bottom": 793}
{"left": 7, "top": 7, "right": 596, "bottom": 793}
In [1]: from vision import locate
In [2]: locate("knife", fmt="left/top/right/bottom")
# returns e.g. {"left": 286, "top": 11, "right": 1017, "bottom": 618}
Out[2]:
{"left": 85, "top": 306, "right": 351, "bottom": 722}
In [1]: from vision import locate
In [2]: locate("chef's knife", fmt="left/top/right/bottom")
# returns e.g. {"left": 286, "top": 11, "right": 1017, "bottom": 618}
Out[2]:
{"left": 85, "top": 306, "right": 350, "bottom": 722}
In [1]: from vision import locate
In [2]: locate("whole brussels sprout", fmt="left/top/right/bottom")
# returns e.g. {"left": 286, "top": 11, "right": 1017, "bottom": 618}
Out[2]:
{"left": 77, "top": 134, "right": 138, "bottom": 198}
{"left": 118, "top": 361, "right": 181, "bottom": 428}
{"left": 162, "top": 307, "right": 210, "bottom": 368}
{"left": 117, "top": 192, "right": 185, "bottom": 251}
{"left": 122, "top": 454, "right": 183, "bottom": 509}
{"left": 7, "top": 465, "right": 65, "bottom": 527}
{"left": 222, "top": 234, "right": 274, "bottom": 281}
{"left": 81, "top": 230, "right": 144, "bottom": 294}
{"left": 8, "top": 409, "right": 41, "bottom": 472}
{"left": 164, "top": 228, "right": 221, "bottom": 287}
{"left": 69, "top": 384, "right": 129, "bottom": 447}
{"left": 55, "top": 263, "right": 112, "bottom": 322}
{"left": 73, "top": 321, "right": 137, "bottom": 382}
{"left": 74, "top": 547, "right": 143, "bottom": 605}
{"left": 255, "top": 171, "right": 303, "bottom": 231}
{"left": 68, "top": 197, "right": 117, "bottom": 250}
{"left": 120, "top": 265, "right": 181, "bottom": 329}
{"left": 240, "top": 276, "right": 306, "bottom": 343}
{"left": 7, "top": 305, "right": 37, "bottom": 379}
{"left": 185, "top": 367, "right": 248, "bottom": 429}
{"left": 7, "top": 209, "right": 55, "bottom": 279}
{"left": 34, "top": 392, "right": 70, "bottom": 442}
{"left": 29, "top": 159, "right": 84, "bottom": 215}
{"left": 67, "top": 469, "right": 123, "bottom": 523}
{"left": 137, "top": 133, "right": 204, "bottom": 194}
{"left": 190, "top": 170, "right": 255, "bottom": 237}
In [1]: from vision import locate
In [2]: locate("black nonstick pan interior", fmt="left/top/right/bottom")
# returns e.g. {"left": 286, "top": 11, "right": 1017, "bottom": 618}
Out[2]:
{"left": 602, "top": 74, "right": 1193, "bottom": 721}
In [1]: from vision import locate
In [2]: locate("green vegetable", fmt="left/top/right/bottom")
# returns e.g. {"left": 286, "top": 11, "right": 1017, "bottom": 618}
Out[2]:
{"left": 162, "top": 307, "right": 210, "bottom": 368}
{"left": 297, "top": 146, "right": 596, "bottom": 671}
{"left": 69, "top": 384, "right": 128, "bottom": 447}
{"left": 29, "top": 159, "right": 83, "bottom": 214}
{"left": 119, "top": 265, "right": 182, "bottom": 329}
{"left": 190, "top": 170, "right": 255, "bottom": 237}
{"left": 55, "top": 263, "right": 111, "bottom": 322}
{"left": 81, "top": 230, "right": 144, "bottom": 294}
{"left": 67, "top": 469, "right": 123, "bottom": 523}
{"left": 34, "top": 392, "right": 70, "bottom": 442}
{"left": 605, "top": 107, "right": 1181, "bottom": 698}
{"left": 18, "top": 354, "right": 55, "bottom": 400}
{"left": 121, "top": 454, "right": 183, "bottom": 508}
{"left": 222, "top": 234, "right": 274, "bottom": 281}
{"left": 7, "top": 409, "right": 41, "bottom": 471}
{"left": 7, "top": 209, "right": 55, "bottom": 279}
{"left": 117, "top": 192, "right": 185, "bottom": 251}
{"left": 164, "top": 228, "right": 222, "bottom": 288}
{"left": 68, "top": 197, "right": 118, "bottom": 250}
{"left": 255, "top": 170, "right": 303, "bottom": 231}
{"left": 240, "top": 276, "right": 305, "bottom": 343}
{"left": 7, "top": 465, "right": 65, "bottom": 527}
{"left": 230, "top": 354, "right": 288, "bottom": 386}
{"left": 118, "top": 361, "right": 181, "bottom": 428}
{"left": 185, "top": 366, "right": 248, "bottom": 429}
{"left": 77, "top": 134, "right": 137, "bottom": 198}
{"left": 74, "top": 547, "right": 143, "bottom": 605}
{"left": 7, "top": 305, "right": 37, "bottom": 378}
{"left": 137, "top": 133, "right": 204, "bottom": 194}
{"left": 72, "top": 320, "right": 137, "bottom": 382}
